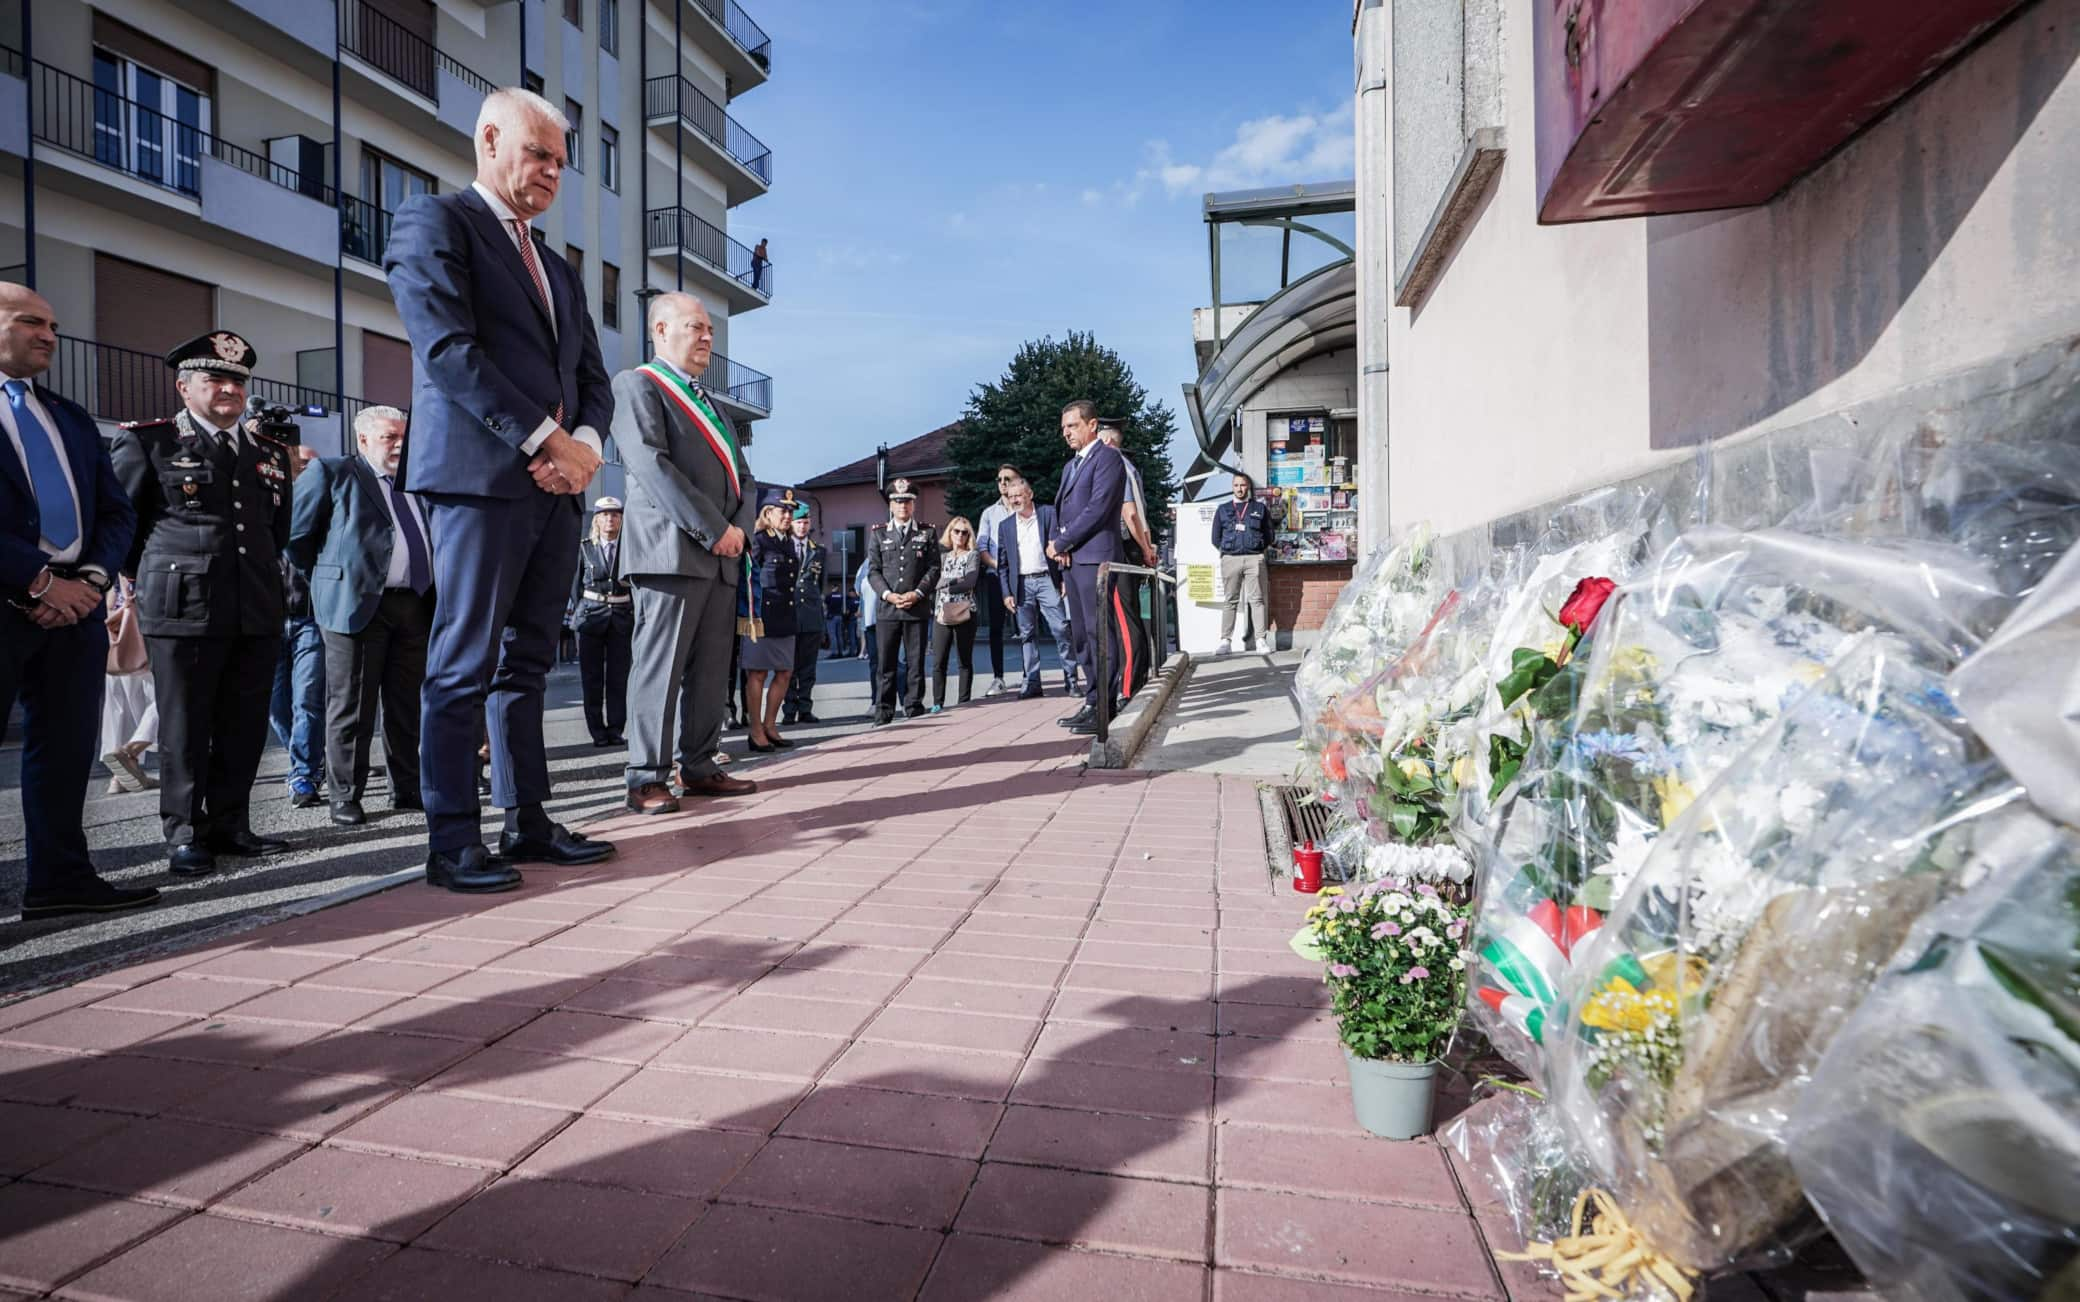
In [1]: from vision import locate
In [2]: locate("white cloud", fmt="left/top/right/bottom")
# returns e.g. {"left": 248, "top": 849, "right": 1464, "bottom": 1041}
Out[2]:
{"left": 1139, "top": 102, "right": 1355, "bottom": 199}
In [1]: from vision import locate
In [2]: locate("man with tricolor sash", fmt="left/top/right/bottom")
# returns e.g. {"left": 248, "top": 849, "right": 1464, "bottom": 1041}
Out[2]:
{"left": 616, "top": 292, "right": 760, "bottom": 813}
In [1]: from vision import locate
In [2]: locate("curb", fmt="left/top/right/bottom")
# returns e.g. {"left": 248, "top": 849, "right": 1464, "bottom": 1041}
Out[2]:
{"left": 1087, "top": 651, "right": 1195, "bottom": 769}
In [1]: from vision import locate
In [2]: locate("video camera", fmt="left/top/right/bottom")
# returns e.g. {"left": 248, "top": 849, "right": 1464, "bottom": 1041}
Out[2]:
{"left": 242, "top": 395, "right": 302, "bottom": 445}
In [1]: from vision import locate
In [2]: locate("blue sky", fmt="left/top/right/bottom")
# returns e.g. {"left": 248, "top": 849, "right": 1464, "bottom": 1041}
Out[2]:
{"left": 725, "top": 1, "right": 1355, "bottom": 489}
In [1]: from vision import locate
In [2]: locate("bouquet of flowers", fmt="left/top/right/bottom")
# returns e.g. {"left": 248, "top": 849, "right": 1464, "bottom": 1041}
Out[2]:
{"left": 1300, "top": 880, "right": 1475, "bottom": 1062}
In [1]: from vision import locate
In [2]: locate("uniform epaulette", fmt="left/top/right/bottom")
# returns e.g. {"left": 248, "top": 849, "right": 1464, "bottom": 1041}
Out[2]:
{"left": 117, "top": 417, "right": 177, "bottom": 430}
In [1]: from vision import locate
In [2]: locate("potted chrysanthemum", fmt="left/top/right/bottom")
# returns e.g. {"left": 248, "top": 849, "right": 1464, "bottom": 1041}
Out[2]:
{"left": 1299, "top": 880, "right": 1474, "bottom": 1138}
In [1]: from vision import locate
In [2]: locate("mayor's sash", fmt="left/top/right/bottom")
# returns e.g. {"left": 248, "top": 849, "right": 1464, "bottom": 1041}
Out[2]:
{"left": 637, "top": 362, "right": 743, "bottom": 501}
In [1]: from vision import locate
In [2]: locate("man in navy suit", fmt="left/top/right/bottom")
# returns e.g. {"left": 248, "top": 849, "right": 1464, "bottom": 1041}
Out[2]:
{"left": 385, "top": 88, "right": 615, "bottom": 893}
{"left": 994, "top": 477, "right": 1070, "bottom": 699}
{"left": 1048, "top": 399, "right": 1126, "bottom": 735}
{"left": 0, "top": 283, "right": 154, "bottom": 920}
{"left": 289, "top": 405, "right": 434, "bottom": 829}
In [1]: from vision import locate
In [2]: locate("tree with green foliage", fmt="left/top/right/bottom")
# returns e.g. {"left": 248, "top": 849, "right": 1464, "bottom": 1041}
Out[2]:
{"left": 946, "top": 332, "right": 1178, "bottom": 542}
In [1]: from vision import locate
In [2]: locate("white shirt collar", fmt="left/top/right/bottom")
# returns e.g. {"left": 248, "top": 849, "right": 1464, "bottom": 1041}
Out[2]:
{"left": 1074, "top": 440, "right": 1098, "bottom": 460}
{"left": 652, "top": 355, "right": 691, "bottom": 386}
{"left": 472, "top": 180, "right": 527, "bottom": 228}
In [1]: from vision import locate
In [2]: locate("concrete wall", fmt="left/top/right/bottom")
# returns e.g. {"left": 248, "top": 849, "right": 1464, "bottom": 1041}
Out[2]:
{"left": 1380, "top": 0, "right": 2080, "bottom": 538}
{"left": 198, "top": 158, "right": 337, "bottom": 266}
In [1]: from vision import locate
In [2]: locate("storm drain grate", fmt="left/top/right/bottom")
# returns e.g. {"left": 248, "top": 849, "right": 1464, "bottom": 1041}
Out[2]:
{"left": 1259, "top": 783, "right": 1334, "bottom": 884}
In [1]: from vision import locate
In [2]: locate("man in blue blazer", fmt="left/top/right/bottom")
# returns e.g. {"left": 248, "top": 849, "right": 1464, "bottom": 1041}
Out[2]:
{"left": 385, "top": 88, "right": 615, "bottom": 892}
{"left": 993, "top": 477, "right": 1070, "bottom": 699}
{"left": 289, "top": 405, "right": 435, "bottom": 829}
{"left": 1048, "top": 399, "right": 1127, "bottom": 733}
{"left": 0, "top": 283, "right": 154, "bottom": 919}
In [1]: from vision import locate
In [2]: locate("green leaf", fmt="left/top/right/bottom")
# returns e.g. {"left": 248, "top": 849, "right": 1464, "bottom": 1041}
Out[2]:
{"left": 1528, "top": 664, "right": 1585, "bottom": 721}
{"left": 1487, "top": 734, "right": 1526, "bottom": 802}
{"left": 1496, "top": 648, "right": 1561, "bottom": 708}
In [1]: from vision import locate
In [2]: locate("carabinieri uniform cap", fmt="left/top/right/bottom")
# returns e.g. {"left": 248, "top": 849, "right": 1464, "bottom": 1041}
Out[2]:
{"left": 887, "top": 478, "right": 916, "bottom": 503}
{"left": 592, "top": 496, "right": 624, "bottom": 513}
{"left": 164, "top": 331, "right": 257, "bottom": 378}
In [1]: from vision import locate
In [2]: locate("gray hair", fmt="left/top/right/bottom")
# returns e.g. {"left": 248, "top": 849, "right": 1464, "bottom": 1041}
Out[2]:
{"left": 477, "top": 87, "right": 569, "bottom": 140}
{"left": 647, "top": 290, "right": 709, "bottom": 333}
{"left": 353, "top": 405, "right": 408, "bottom": 439}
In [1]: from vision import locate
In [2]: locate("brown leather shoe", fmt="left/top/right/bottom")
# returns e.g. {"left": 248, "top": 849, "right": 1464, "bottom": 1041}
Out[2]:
{"left": 625, "top": 783, "right": 681, "bottom": 816}
{"left": 680, "top": 772, "right": 758, "bottom": 797}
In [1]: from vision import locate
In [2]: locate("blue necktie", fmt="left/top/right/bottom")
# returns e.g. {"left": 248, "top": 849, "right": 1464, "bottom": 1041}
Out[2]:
{"left": 384, "top": 474, "right": 431, "bottom": 594}
{"left": 5, "top": 380, "right": 79, "bottom": 551}
{"left": 1060, "top": 454, "right": 1080, "bottom": 500}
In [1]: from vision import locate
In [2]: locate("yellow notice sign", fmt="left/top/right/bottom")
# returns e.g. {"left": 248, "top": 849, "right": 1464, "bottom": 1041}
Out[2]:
{"left": 1186, "top": 563, "right": 1218, "bottom": 604}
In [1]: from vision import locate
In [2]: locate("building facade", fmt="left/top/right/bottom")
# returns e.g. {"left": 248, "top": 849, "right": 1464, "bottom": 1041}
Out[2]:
{"left": 798, "top": 422, "right": 962, "bottom": 586}
{"left": 0, "top": 0, "right": 776, "bottom": 491}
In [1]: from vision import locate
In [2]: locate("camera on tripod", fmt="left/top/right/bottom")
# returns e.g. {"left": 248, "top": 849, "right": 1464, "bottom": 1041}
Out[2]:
{"left": 242, "top": 396, "right": 302, "bottom": 444}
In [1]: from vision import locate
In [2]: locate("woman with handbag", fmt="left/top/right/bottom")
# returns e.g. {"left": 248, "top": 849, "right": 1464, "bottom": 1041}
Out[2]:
{"left": 741, "top": 502, "right": 799, "bottom": 752}
{"left": 929, "top": 516, "right": 982, "bottom": 711}
{"left": 100, "top": 575, "right": 159, "bottom": 793}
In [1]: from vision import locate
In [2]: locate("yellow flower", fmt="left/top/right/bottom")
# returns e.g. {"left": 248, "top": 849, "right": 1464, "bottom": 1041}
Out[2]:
{"left": 1451, "top": 754, "right": 1475, "bottom": 788}
{"left": 1399, "top": 757, "right": 1429, "bottom": 782}
{"left": 1639, "top": 951, "right": 1709, "bottom": 997}
{"left": 1580, "top": 977, "right": 1679, "bottom": 1034}
{"left": 1320, "top": 886, "right": 1345, "bottom": 897}
{"left": 1652, "top": 774, "right": 1695, "bottom": 827}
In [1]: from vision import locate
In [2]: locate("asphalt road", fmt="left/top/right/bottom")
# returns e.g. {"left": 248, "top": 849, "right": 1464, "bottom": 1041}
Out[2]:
{"left": 0, "top": 644, "right": 1062, "bottom": 996}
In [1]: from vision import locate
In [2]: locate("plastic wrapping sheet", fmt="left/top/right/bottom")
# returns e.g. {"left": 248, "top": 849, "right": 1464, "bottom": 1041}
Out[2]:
{"left": 1951, "top": 539, "right": 2080, "bottom": 826}
{"left": 1786, "top": 816, "right": 2080, "bottom": 1302}
{"left": 1441, "top": 1087, "right": 1596, "bottom": 1246}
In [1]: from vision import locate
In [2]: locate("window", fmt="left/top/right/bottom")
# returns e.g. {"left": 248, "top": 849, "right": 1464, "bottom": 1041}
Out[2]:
{"left": 601, "top": 262, "right": 621, "bottom": 330}
{"left": 565, "top": 245, "right": 584, "bottom": 279}
{"left": 599, "top": 124, "right": 619, "bottom": 192}
{"left": 523, "top": 70, "right": 544, "bottom": 95}
{"left": 359, "top": 147, "right": 436, "bottom": 214}
{"left": 92, "top": 48, "right": 211, "bottom": 194}
{"left": 599, "top": 0, "right": 619, "bottom": 55}
{"left": 564, "top": 0, "right": 583, "bottom": 26}
{"left": 564, "top": 98, "right": 583, "bottom": 172}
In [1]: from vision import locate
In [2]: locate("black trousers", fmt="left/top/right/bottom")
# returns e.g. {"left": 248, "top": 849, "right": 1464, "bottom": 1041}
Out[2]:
{"left": 321, "top": 588, "right": 432, "bottom": 804}
{"left": 785, "top": 626, "right": 822, "bottom": 713}
{"left": 874, "top": 618, "right": 927, "bottom": 713}
{"left": 576, "top": 605, "right": 634, "bottom": 741}
{"left": 1111, "top": 570, "right": 1152, "bottom": 698}
{"left": 2, "top": 605, "right": 108, "bottom": 893}
{"left": 148, "top": 632, "right": 280, "bottom": 846}
{"left": 930, "top": 618, "right": 978, "bottom": 707}
{"left": 983, "top": 572, "right": 1006, "bottom": 677}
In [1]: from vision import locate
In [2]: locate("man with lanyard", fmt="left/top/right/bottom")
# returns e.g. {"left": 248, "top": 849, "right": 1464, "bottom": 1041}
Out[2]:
{"left": 1097, "top": 421, "right": 1157, "bottom": 698}
{"left": 1212, "top": 470, "right": 1274, "bottom": 654}
{"left": 973, "top": 462, "right": 1020, "bottom": 697}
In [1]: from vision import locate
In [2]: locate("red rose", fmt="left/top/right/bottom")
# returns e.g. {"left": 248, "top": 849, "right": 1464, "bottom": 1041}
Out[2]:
{"left": 1558, "top": 577, "right": 1617, "bottom": 636}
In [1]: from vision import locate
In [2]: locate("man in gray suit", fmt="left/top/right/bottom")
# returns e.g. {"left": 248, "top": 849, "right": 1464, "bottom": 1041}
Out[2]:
{"left": 616, "top": 292, "right": 759, "bottom": 813}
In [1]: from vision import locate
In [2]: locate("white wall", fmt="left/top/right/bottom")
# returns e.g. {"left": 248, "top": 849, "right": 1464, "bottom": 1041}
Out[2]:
{"left": 1382, "top": 0, "right": 2080, "bottom": 537}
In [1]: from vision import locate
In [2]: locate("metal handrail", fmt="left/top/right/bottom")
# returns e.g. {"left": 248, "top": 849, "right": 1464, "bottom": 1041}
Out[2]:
{"left": 0, "top": 43, "right": 23, "bottom": 78}
{"left": 643, "top": 207, "right": 773, "bottom": 296}
{"left": 339, "top": 0, "right": 494, "bottom": 101}
{"left": 695, "top": 0, "right": 772, "bottom": 69}
{"left": 44, "top": 333, "right": 371, "bottom": 427}
{"left": 642, "top": 75, "right": 772, "bottom": 185}
{"left": 340, "top": 193, "right": 397, "bottom": 265}
{"left": 699, "top": 350, "right": 772, "bottom": 414}
{"left": 1092, "top": 562, "right": 1182, "bottom": 746}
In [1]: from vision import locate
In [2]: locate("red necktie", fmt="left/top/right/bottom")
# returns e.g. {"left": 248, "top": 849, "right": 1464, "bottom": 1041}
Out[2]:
{"left": 512, "top": 219, "right": 565, "bottom": 427}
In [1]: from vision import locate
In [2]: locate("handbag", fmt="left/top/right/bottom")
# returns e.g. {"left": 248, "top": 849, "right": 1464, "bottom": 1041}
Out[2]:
{"left": 936, "top": 595, "right": 974, "bottom": 627}
{"left": 106, "top": 597, "right": 148, "bottom": 675}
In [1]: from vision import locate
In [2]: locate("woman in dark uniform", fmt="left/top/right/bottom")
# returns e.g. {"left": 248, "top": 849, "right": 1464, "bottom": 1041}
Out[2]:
{"left": 741, "top": 502, "right": 798, "bottom": 752}
{"left": 567, "top": 496, "right": 634, "bottom": 747}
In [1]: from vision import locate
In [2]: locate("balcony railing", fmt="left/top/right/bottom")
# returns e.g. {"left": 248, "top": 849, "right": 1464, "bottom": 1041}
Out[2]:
{"left": 1, "top": 43, "right": 23, "bottom": 78}
{"left": 47, "top": 334, "right": 367, "bottom": 428}
{"left": 340, "top": 194, "right": 398, "bottom": 266}
{"left": 339, "top": 0, "right": 494, "bottom": 104}
{"left": 643, "top": 75, "right": 772, "bottom": 186}
{"left": 644, "top": 207, "right": 772, "bottom": 297}
{"left": 694, "top": 0, "right": 772, "bottom": 71}
{"left": 699, "top": 351, "right": 771, "bottom": 415}
{"left": 27, "top": 58, "right": 335, "bottom": 205}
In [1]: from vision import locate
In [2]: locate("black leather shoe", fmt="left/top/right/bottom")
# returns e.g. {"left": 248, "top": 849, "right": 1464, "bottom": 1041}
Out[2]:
{"left": 781, "top": 712, "right": 798, "bottom": 726}
{"left": 22, "top": 876, "right": 161, "bottom": 920}
{"left": 606, "top": 731, "right": 625, "bottom": 745}
{"left": 1058, "top": 707, "right": 1094, "bottom": 728}
{"left": 206, "top": 829, "right": 292, "bottom": 857}
{"left": 1018, "top": 682, "right": 1043, "bottom": 700}
{"left": 904, "top": 705, "right": 927, "bottom": 719}
{"left": 1070, "top": 717, "right": 1104, "bottom": 736}
{"left": 746, "top": 738, "right": 777, "bottom": 754}
{"left": 498, "top": 825, "right": 615, "bottom": 866}
{"left": 392, "top": 795, "right": 424, "bottom": 813}
{"left": 873, "top": 712, "right": 894, "bottom": 727}
{"left": 169, "top": 845, "right": 216, "bottom": 877}
{"left": 769, "top": 735, "right": 796, "bottom": 749}
{"left": 426, "top": 845, "right": 522, "bottom": 894}
{"left": 330, "top": 800, "right": 366, "bottom": 827}
{"left": 796, "top": 710, "right": 820, "bottom": 724}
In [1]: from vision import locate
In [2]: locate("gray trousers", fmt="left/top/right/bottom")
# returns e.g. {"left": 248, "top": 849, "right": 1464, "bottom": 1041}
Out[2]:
{"left": 1219, "top": 552, "right": 1270, "bottom": 644}
{"left": 625, "top": 573, "right": 735, "bottom": 787}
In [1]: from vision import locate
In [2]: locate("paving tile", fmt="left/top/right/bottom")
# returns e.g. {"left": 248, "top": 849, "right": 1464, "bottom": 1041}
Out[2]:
{"left": 1214, "top": 1078, "right": 1370, "bottom": 1136}
{"left": 957, "top": 912, "right": 1088, "bottom": 940}
{"left": 938, "top": 930, "right": 1083, "bottom": 962}
{"left": 485, "top": 945, "right": 638, "bottom": 978}
{"left": 347, "top": 996, "right": 544, "bottom": 1044}
{"left": 494, "top": 1011, "right": 684, "bottom": 1064}
{"left": 956, "top": 1162, "right": 1211, "bottom": 1261}
{"left": 805, "top": 921, "right": 946, "bottom": 952}
{"left": 1217, "top": 974, "right": 1330, "bottom": 1010}
{"left": 535, "top": 923, "right": 678, "bottom": 956}
{"left": 1217, "top": 1126, "right": 1461, "bottom": 1207}
{"left": 1063, "top": 963, "right": 1215, "bottom": 1000}
{"left": 1030, "top": 1023, "right": 1216, "bottom": 1075}
{"left": 419, "top": 1175, "right": 704, "bottom": 1281}
{"left": 14, "top": 1055, "right": 235, "bottom": 1117}
{"left": 1077, "top": 940, "right": 1217, "bottom": 973}
{"left": 591, "top": 1067, "right": 805, "bottom": 1133}
{"left": 558, "top": 979, "right": 734, "bottom": 1026}
{"left": 702, "top": 993, "right": 880, "bottom": 1038}
{"left": 890, "top": 978, "right": 1055, "bottom": 1019}
{"left": 176, "top": 949, "right": 346, "bottom": 986}
{"left": 332, "top": 1246, "right": 634, "bottom": 1302}
{"left": 647, "top": 1203, "right": 941, "bottom": 1302}
{"left": 986, "top": 1104, "right": 1211, "bottom": 1183}
{"left": 0, "top": 1182, "right": 185, "bottom": 1294}
{"left": 422, "top": 1047, "right": 635, "bottom": 1111}
{"left": 418, "top": 968, "right": 600, "bottom": 1009}
{"left": 1048, "top": 989, "right": 1217, "bottom": 1035}
{"left": 742, "top": 965, "right": 908, "bottom": 1004}
{"left": 1216, "top": 1188, "right": 1502, "bottom": 1296}
{"left": 1010, "top": 1059, "right": 1215, "bottom": 1121}
{"left": 779, "top": 943, "right": 930, "bottom": 976}
{"left": 1215, "top": 1002, "right": 1338, "bottom": 1043}
{"left": 862, "top": 1006, "right": 1040, "bottom": 1055}
{"left": 1212, "top": 1274, "right": 1439, "bottom": 1302}
{"left": 779, "top": 1084, "right": 1000, "bottom": 1159}
{"left": 615, "top": 954, "right": 774, "bottom": 988}
{"left": 920, "top": 1233, "right": 1209, "bottom": 1302}
{"left": 0, "top": 987, "right": 107, "bottom": 1033}
{"left": 124, "top": 1017, "right": 332, "bottom": 1067}
{"left": 30, "top": 1115, "right": 302, "bottom": 1208}
{"left": 0, "top": 1009, "right": 194, "bottom": 1056}
{"left": 721, "top": 1136, "right": 976, "bottom": 1230}
{"left": 820, "top": 1040, "right": 1024, "bottom": 1102}
{"left": 215, "top": 985, "right": 404, "bottom": 1028}
{"left": 269, "top": 1030, "right": 478, "bottom": 1085}
{"left": 650, "top": 1027, "right": 847, "bottom": 1080}
{"left": 1216, "top": 1035, "right": 1350, "bottom": 1086}
{"left": 513, "top": 1115, "right": 763, "bottom": 1198}
{"left": 328, "top": 1092, "right": 572, "bottom": 1169}
{"left": 914, "top": 952, "right": 1067, "bottom": 989}
{"left": 57, "top": 1210, "right": 395, "bottom": 1301}
{"left": 0, "top": 1102, "right": 130, "bottom": 1175}
{"left": 164, "top": 1069, "right": 397, "bottom": 1141}
{"left": 365, "top": 935, "right": 525, "bottom": 970}
{"left": 214, "top": 1146, "right": 489, "bottom": 1240}
{"left": 89, "top": 980, "right": 260, "bottom": 1019}
{"left": 299, "top": 961, "right": 473, "bottom": 997}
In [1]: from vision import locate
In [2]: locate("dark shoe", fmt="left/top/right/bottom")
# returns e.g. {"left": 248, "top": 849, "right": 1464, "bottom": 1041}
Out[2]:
{"left": 1115, "top": 697, "right": 1132, "bottom": 715}
{"left": 1058, "top": 707, "right": 1094, "bottom": 728}
{"left": 287, "top": 781, "right": 323, "bottom": 809}
{"left": 796, "top": 710, "right": 821, "bottom": 724}
{"left": 330, "top": 800, "right": 366, "bottom": 827}
{"left": 768, "top": 735, "right": 796, "bottom": 749}
{"left": 746, "top": 738, "right": 777, "bottom": 754}
{"left": 1019, "top": 681, "right": 1043, "bottom": 700}
{"left": 605, "top": 731, "right": 625, "bottom": 745}
{"left": 680, "top": 772, "right": 759, "bottom": 797}
{"left": 426, "top": 845, "right": 522, "bottom": 894}
{"left": 21, "top": 876, "right": 161, "bottom": 920}
{"left": 206, "top": 829, "right": 292, "bottom": 856}
{"left": 498, "top": 825, "right": 615, "bottom": 866}
{"left": 169, "top": 845, "right": 217, "bottom": 877}
{"left": 392, "top": 795, "right": 424, "bottom": 813}
{"left": 781, "top": 712, "right": 798, "bottom": 726}
{"left": 625, "top": 783, "right": 681, "bottom": 816}
{"left": 873, "top": 712, "right": 894, "bottom": 727}
{"left": 904, "top": 705, "right": 927, "bottom": 719}
{"left": 1070, "top": 717, "right": 1103, "bottom": 736}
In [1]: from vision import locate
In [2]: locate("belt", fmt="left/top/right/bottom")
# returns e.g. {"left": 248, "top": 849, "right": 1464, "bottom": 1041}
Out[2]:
{"left": 583, "top": 591, "right": 632, "bottom": 604}
{"left": 1021, "top": 570, "right": 1049, "bottom": 577}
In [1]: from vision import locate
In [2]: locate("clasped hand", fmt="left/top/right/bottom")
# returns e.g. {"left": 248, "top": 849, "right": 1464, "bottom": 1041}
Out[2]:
{"left": 26, "top": 573, "right": 100, "bottom": 628}
{"left": 528, "top": 429, "right": 602, "bottom": 496}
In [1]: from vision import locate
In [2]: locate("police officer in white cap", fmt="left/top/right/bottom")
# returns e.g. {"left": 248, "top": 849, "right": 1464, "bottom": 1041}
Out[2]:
{"left": 568, "top": 495, "right": 633, "bottom": 746}
{"left": 110, "top": 331, "right": 296, "bottom": 877}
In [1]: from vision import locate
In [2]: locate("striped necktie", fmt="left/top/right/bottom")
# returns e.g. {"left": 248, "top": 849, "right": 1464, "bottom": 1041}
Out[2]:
{"left": 511, "top": 219, "right": 565, "bottom": 426}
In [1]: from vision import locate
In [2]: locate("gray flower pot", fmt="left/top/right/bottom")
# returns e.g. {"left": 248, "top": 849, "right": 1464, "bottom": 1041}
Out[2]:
{"left": 1343, "top": 1048, "right": 1438, "bottom": 1139}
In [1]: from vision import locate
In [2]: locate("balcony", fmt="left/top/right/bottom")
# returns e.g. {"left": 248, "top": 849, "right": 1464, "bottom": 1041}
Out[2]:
{"left": 45, "top": 334, "right": 362, "bottom": 428}
{"left": 697, "top": 351, "right": 772, "bottom": 422}
{"left": 643, "top": 75, "right": 772, "bottom": 205}
{"left": 339, "top": 0, "right": 495, "bottom": 144}
{"left": 22, "top": 58, "right": 341, "bottom": 267}
{"left": 644, "top": 207, "right": 772, "bottom": 311}
{"left": 676, "top": 0, "right": 773, "bottom": 95}
{"left": 340, "top": 194, "right": 398, "bottom": 268}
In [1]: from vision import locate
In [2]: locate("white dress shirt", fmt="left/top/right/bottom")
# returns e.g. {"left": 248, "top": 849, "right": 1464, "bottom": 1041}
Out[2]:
{"left": 366, "top": 453, "right": 431, "bottom": 589}
{"left": 1015, "top": 510, "right": 1046, "bottom": 574}
{"left": 0, "top": 379, "right": 83, "bottom": 566}
{"left": 470, "top": 181, "right": 603, "bottom": 461}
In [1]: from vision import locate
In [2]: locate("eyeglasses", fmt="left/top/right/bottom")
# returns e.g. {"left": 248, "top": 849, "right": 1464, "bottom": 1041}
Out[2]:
{"left": 952, "top": 529, "right": 970, "bottom": 536}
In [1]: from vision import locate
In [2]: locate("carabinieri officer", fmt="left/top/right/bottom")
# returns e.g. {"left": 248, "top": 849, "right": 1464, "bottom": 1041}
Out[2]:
{"left": 110, "top": 331, "right": 296, "bottom": 877}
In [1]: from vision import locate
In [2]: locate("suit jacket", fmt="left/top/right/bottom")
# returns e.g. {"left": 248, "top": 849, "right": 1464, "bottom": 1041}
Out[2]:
{"left": 0, "top": 384, "right": 134, "bottom": 597}
{"left": 995, "top": 505, "right": 1062, "bottom": 605}
{"left": 383, "top": 189, "right": 612, "bottom": 499}
{"left": 612, "top": 366, "right": 756, "bottom": 584}
{"left": 289, "top": 453, "right": 429, "bottom": 635}
{"left": 749, "top": 529, "right": 800, "bottom": 637}
{"left": 1051, "top": 442, "right": 1126, "bottom": 567}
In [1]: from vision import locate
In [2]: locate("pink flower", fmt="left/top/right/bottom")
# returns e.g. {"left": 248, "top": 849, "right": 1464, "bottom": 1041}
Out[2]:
{"left": 1416, "top": 883, "right": 1439, "bottom": 897}
{"left": 1335, "top": 895, "right": 1358, "bottom": 913}
{"left": 1372, "top": 921, "right": 1402, "bottom": 939}
{"left": 1407, "top": 966, "right": 1431, "bottom": 981}
{"left": 1329, "top": 963, "right": 1358, "bottom": 979}
{"left": 1446, "top": 920, "right": 1466, "bottom": 939}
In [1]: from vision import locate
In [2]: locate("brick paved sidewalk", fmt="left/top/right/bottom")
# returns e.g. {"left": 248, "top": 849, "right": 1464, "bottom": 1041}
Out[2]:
{"left": 0, "top": 692, "right": 1552, "bottom": 1301}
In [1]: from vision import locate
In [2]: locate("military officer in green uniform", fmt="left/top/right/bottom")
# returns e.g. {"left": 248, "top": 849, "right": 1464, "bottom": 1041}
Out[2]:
{"left": 781, "top": 490, "right": 827, "bottom": 726}
{"left": 110, "top": 331, "right": 296, "bottom": 877}
{"left": 866, "top": 477, "right": 939, "bottom": 724}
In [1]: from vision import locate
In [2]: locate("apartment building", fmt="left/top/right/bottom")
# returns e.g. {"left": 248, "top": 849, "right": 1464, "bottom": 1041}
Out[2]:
{"left": 0, "top": 0, "right": 776, "bottom": 488}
